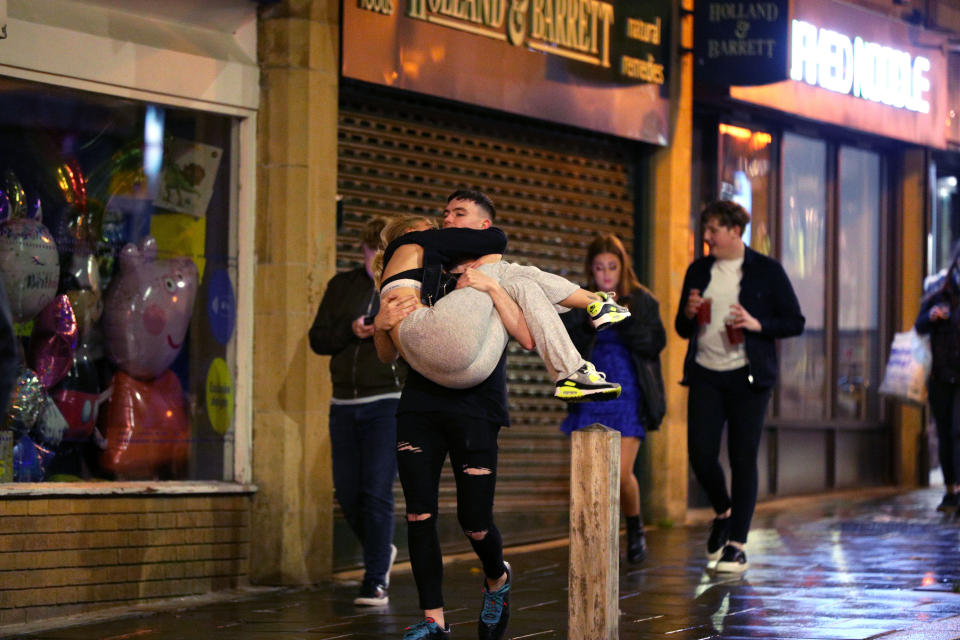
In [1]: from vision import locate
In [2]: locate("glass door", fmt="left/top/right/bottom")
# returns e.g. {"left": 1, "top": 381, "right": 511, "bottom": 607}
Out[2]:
{"left": 778, "top": 133, "right": 828, "bottom": 420}
{"left": 836, "top": 147, "right": 882, "bottom": 421}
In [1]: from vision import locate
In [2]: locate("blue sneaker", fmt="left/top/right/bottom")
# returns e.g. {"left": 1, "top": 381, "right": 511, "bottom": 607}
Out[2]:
{"left": 402, "top": 617, "right": 450, "bottom": 639}
{"left": 478, "top": 561, "right": 511, "bottom": 640}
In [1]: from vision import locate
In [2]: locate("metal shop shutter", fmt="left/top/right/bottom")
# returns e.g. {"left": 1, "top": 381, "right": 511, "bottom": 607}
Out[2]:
{"left": 335, "top": 82, "right": 637, "bottom": 547}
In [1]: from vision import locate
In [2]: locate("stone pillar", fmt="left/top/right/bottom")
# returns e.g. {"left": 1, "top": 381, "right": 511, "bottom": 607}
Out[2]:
{"left": 893, "top": 148, "right": 928, "bottom": 487}
{"left": 568, "top": 424, "right": 620, "bottom": 640}
{"left": 250, "top": 0, "right": 340, "bottom": 584}
{"left": 644, "top": 0, "right": 694, "bottom": 526}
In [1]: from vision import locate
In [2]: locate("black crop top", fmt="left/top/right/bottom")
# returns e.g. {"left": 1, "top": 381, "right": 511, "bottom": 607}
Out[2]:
{"left": 381, "top": 268, "right": 423, "bottom": 288}
{"left": 381, "top": 227, "right": 508, "bottom": 273}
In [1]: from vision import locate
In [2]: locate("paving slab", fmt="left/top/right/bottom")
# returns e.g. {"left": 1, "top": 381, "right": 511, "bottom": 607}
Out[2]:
{"left": 6, "top": 488, "right": 960, "bottom": 639}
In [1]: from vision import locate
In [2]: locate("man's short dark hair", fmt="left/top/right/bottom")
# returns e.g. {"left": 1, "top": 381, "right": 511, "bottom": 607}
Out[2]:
{"left": 361, "top": 217, "right": 387, "bottom": 249}
{"left": 447, "top": 189, "right": 496, "bottom": 220}
{"left": 700, "top": 200, "right": 750, "bottom": 236}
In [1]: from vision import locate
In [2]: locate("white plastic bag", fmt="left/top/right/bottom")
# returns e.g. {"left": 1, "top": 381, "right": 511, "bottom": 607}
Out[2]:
{"left": 878, "top": 328, "right": 932, "bottom": 405}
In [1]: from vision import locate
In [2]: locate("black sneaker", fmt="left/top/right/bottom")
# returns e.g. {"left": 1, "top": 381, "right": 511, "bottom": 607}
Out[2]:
{"left": 402, "top": 617, "right": 450, "bottom": 639}
{"left": 587, "top": 292, "right": 631, "bottom": 331}
{"left": 714, "top": 545, "right": 748, "bottom": 574}
{"left": 353, "top": 579, "right": 388, "bottom": 606}
{"left": 706, "top": 516, "right": 731, "bottom": 561}
{"left": 478, "top": 561, "right": 511, "bottom": 640}
{"left": 626, "top": 524, "right": 647, "bottom": 564}
{"left": 936, "top": 493, "right": 960, "bottom": 514}
{"left": 554, "top": 363, "right": 621, "bottom": 402}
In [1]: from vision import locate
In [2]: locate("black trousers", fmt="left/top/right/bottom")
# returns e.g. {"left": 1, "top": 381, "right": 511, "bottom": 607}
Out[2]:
{"left": 928, "top": 378, "right": 960, "bottom": 487}
{"left": 687, "top": 363, "right": 771, "bottom": 544}
{"left": 397, "top": 411, "right": 505, "bottom": 610}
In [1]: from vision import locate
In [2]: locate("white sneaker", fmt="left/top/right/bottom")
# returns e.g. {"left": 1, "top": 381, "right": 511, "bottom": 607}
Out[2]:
{"left": 554, "top": 362, "right": 621, "bottom": 402}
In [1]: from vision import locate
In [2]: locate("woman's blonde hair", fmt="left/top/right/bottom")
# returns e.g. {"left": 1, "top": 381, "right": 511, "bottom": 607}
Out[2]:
{"left": 373, "top": 215, "right": 438, "bottom": 285}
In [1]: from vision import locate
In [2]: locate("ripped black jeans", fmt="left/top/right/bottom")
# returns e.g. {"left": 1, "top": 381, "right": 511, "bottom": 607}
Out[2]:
{"left": 397, "top": 412, "right": 505, "bottom": 610}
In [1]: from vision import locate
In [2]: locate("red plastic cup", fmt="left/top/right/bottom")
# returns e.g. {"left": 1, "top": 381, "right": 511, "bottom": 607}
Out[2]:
{"left": 697, "top": 298, "right": 712, "bottom": 325}
{"left": 725, "top": 320, "right": 744, "bottom": 345}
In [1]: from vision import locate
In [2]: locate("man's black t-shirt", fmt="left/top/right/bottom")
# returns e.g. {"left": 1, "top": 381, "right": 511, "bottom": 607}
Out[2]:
{"left": 398, "top": 350, "right": 510, "bottom": 427}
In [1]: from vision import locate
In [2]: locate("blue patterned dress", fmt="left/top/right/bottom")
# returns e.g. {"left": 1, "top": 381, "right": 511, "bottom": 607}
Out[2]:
{"left": 561, "top": 329, "right": 645, "bottom": 439}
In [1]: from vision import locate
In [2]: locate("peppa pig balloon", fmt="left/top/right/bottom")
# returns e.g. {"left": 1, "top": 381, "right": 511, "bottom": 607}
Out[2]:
{"left": 101, "top": 236, "right": 197, "bottom": 380}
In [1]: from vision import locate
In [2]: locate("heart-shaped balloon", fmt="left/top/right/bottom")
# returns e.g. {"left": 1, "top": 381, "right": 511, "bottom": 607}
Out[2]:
{"left": 29, "top": 295, "right": 78, "bottom": 389}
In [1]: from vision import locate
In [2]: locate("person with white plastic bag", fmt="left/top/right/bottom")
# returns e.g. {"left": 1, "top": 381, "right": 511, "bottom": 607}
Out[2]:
{"left": 915, "top": 242, "right": 960, "bottom": 515}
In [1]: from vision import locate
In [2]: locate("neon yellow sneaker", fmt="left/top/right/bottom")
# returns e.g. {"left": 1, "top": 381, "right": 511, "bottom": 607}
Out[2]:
{"left": 554, "top": 362, "right": 621, "bottom": 402}
{"left": 587, "top": 292, "right": 630, "bottom": 331}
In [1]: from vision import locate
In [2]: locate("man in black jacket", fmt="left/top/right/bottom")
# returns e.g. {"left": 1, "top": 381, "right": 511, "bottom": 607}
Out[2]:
{"left": 310, "top": 217, "right": 405, "bottom": 606}
{"left": 675, "top": 200, "right": 804, "bottom": 574}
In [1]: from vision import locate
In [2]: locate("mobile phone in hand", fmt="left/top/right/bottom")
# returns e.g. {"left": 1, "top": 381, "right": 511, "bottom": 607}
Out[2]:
{"left": 362, "top": 315, "right": 375, "bottom": 326}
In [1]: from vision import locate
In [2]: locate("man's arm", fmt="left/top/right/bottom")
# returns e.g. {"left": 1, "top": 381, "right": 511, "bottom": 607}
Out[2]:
{"left": 456, "top": 268, "right": 535, "bottom": 350}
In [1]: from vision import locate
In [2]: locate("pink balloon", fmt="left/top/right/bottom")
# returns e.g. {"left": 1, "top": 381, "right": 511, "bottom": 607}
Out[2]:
{"left": 29, "top": 295, "right": 78, "bottom": 389}
{"left": 101, "top": 236, "right": 198, "bottom": 380}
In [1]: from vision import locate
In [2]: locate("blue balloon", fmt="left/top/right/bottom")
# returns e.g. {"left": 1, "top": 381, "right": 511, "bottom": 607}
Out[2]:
{"left": 13, "top": 434, "right": 54, "bottom": 482}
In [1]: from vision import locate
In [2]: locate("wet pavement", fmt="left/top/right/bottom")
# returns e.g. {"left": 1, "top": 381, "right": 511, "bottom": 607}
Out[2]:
{"left": 8, "top": 487, "right": 960, "bottom": 639}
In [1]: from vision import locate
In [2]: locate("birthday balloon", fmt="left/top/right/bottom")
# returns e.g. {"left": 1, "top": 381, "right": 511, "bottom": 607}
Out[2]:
{"left": 4, "top": 369, "right": 44, "bottom": 436}
{"left": 0, "top": 217, "right": 59, "bottom": 322}
{"left": 100, "top": 369, "right": 189, "bottom": 479}
{"left": 29, "top": 295, "right": 78, "bottom": 389}
{"left": 102, "top": 236, "right": 197, "bottom": 380}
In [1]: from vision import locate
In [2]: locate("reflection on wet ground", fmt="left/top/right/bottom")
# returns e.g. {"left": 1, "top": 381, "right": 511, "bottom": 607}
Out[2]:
{"left": 12, "top": 488, "right": 960, "bottom": 639}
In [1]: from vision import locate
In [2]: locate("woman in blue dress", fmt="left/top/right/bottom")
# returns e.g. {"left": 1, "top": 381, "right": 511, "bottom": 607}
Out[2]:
{"left": 561, "top": 233, "right": 667, "bottom": 564}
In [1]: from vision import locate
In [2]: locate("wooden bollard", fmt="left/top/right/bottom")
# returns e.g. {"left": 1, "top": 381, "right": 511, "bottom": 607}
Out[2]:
{"left": 568, "top": 423, "right": 620, "bottom": 640}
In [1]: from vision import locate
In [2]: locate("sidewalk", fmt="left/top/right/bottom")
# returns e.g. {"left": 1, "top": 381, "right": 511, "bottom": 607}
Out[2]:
{"left": 8, "top": 487, "right": 960, "bottom": 640}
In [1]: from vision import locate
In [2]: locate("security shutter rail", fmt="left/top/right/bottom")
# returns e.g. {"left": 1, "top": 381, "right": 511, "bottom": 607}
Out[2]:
{"left": 334, "top": 81, "right": 637, "bottom": 544}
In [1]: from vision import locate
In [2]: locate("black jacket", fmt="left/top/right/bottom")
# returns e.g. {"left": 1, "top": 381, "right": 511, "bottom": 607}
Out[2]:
{"left": 310, "top": 267, "right": 405, "bottom": 399}
{"left": 563, "top": 288, "right": 667, "bottom": 430}
{"left": 915, "top": 282, "right": 960, "bottom": 384}
{"left": 674, "top": 247, "right": 805, "bottom": 388}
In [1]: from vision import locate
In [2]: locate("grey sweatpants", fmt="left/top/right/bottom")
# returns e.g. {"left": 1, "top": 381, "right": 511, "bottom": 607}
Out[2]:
{"left": 396, "top": 261, "right": 585, "bottom": 388}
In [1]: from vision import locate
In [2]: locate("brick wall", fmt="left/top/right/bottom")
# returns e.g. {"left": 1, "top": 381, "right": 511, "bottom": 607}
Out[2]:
{"left": 0, "top": 494, "right": 250, "bottom": 627}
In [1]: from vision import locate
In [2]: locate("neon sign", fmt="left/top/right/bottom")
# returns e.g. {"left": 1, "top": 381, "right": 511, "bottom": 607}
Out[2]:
{"left": 790, "top": 19, "right": 930, "bottom": 113}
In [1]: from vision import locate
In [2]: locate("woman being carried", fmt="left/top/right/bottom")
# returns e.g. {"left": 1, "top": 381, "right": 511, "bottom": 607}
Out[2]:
{"left": 376, "top": 190, "right": 629, "bottom": 401}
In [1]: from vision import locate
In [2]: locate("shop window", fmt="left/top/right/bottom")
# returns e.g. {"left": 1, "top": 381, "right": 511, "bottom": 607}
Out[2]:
{"left": 0, "top": 78, "right": 238, "bottom": 483}
{"left": 836, "top": 147, "right": 881, "bottom": 420}
{"left": 778, "top": 133, "right": 827, "bottom": 420}
{"left": 931, "top": 172, "right": 960, "bottom": 276}
{"left": 718, "top": 124, "right": 773, "bottom": 255}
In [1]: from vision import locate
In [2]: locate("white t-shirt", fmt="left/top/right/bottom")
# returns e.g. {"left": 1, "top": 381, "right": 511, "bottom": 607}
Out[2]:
{"left": 695, "top": 256, "right": 748, "bottom": 371}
